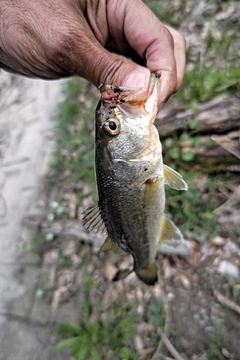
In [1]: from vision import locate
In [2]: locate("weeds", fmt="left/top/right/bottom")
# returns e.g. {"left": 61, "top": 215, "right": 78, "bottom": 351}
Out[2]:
{"left": 34, "top": 1, "right": 240, "bottom": 358}
{"left": 227, "top": 278, "right": 240, "bottom": 302}
{"left": 50, "top": 78, "right": 98, "bottom": 202}
{"left": 143, "top": 0, "right": 187, "bottom": 27}
{"left": 164, "top": 172, "right": 226, "bottom": 243}
{"left": 144, "top": 0, "right": 240, "bottom": 106}
{"left": 54, "top": 277, "right": 139, "bottom": 359}
{"left": 178, "top": 28, "right": 240, "bottom": 105}
{"left": 206, "top": 325, "right": 225, "bottom": 360}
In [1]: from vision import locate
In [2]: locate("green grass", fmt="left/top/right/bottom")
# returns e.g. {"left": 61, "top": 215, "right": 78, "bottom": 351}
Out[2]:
{"left": 54, "top": 276, "right": 166, "bottom": 360}
{"left": 206, "top": 325, "right": 225, "bottom": 360}
{"left": 144, "top": 1, "right": 240, "bottom": 106}
{"left": 36, "top": 2, "right": 240, "bottom": 358}
{"left": 178, "top": 29, "right": 240, "bottom": 105}
{"left": 165, "top": 180, "right": 219, "bottom": 243}
{"left": 55, "top": 277, "right": 137, "bottom": 359}
{"left": 50, "top": 78, "right": 98, "bottom": 203}
{"left": 143, "top": 0, "right": 188, "bottom": 27}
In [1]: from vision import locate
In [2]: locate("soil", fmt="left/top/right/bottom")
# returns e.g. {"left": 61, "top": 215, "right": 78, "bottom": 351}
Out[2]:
{"left": 14, "top": 0, "right": 240, "bottom": 359}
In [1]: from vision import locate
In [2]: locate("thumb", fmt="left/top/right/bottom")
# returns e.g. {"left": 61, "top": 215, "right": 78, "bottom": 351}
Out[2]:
{"left": 73, "top": 41, "right": 151, "bottom": 89}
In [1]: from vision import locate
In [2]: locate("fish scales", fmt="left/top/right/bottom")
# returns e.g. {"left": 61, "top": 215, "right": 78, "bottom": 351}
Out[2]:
{"left": 83, "top": 73, "right": 188, "bottom": 286}
{"left": 95, "top": 152, "right": 165, "bottom": 270}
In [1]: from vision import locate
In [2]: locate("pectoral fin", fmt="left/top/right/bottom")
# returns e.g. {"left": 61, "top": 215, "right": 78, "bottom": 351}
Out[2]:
{"left": 99, "top": 237, "right": 126, "bottom": 256}
{"left": 82, "top": 202, "right": 106, "bottom": 233}
{"left": 135, "top": 263, "right": 158, "bottom": 286}
{"left": 163, "top": 164, "right": 188, "bottom": 191}
{"left": 160, "top": 214, "right": 183, "bottom": 247}
{"left": 112, "top": 268, "right": 132, "bottom": 281}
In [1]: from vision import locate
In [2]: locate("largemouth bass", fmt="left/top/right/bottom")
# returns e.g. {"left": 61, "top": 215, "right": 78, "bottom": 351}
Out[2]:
{"left": 83, "top": 73, "right": 187, "bottom": 286}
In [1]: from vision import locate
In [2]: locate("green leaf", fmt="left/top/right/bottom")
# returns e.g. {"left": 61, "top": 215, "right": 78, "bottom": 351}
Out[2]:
{"left": 182, "top": 151, "right": 194, "bottom": 161}
{"left": 180, "top": 132, "right": 190, "bottom": 141}
{"left": 164, "top": 137, "right": 174, "bottom": 147}
{"left": 120, "top": 347, "right": 138, "bottom": 360}
{"left": 72, "top": 336, "right": 86, "bottom": 356}
{"left": 54, "top": 322, "right": 82, "bottom": 336}
{"left": 55, "top": 337, "right": 78, "bottom": 350}
{"left": 192, "top": 136, "right": 201, "bottom": 147}
{"left": 90, "top": 346, "right": 102, "bottom": 360}
{"left": 188, "top": 118, "right": 198, "bottom": 129}
{"left": 169, "top": 147, "right": 180, "bottom": 159}
{"left": 77, "top": 345, "right": 89, "bottom": 360}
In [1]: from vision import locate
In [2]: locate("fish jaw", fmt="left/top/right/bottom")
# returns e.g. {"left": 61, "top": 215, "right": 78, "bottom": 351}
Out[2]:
{"left": 99, "top": 72, "right": 161, "bottom": 125}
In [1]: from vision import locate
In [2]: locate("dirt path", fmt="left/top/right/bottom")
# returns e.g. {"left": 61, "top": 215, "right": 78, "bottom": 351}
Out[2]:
{"left": 0, "top": 71, "right": 70, "bottom": 360}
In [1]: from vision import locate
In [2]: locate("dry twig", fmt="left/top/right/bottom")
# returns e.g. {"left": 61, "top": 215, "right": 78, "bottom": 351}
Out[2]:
{"left": 155, "top": 328, "right": 184, "bottom": 360}
{"left": 151, "top": 271, "right": 185, "bottom": 360}
{"left": 212, "top": 288, "right": 240, "bottom": 316}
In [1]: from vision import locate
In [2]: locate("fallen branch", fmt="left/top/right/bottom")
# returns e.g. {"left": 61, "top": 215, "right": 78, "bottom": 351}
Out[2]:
{"left": 156, "top": 328, "right": 184, "bottom": 360}
{"left": 150, "top": 271, "right": 185, "bottom": 360}
{"left": 158, "top": 355, "right": 175, "bottom": 360}
{"left": 41, "top": 221, "right": 104, "bottom": 247}
{"left": 214, "top": 185, "right": 240, "bottom": 215}
{"left": 212, "top": 288, "right": 240, "bottom": 316}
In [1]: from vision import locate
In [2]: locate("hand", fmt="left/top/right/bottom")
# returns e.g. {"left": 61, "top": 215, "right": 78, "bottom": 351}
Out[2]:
{"left": 0, "top": 0, "right": 186, "bottom": 109}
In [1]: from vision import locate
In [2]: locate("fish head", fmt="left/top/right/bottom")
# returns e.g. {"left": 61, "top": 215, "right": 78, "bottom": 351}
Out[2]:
{"left": 95, "top": 73, "right": 163, "bottom": 186}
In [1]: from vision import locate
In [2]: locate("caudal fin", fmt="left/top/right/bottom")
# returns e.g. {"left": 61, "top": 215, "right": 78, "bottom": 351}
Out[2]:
{"left": 135, "top": 263, "right": 158, "bottom": 286}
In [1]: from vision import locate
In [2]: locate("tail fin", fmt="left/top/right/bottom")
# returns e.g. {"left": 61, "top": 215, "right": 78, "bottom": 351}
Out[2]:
{"left": 135, "top": 263, "right": 158, "bottom": 286}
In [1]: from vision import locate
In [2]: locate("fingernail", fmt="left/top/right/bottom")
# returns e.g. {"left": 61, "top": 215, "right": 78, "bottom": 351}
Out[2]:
{"left": 123, "top": 68, "right": 150, "bottom": 89}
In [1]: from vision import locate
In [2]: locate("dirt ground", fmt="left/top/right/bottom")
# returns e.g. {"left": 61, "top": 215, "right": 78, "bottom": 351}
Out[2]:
{"left": 1, "top": 0, "right": 239, "bottom": 359}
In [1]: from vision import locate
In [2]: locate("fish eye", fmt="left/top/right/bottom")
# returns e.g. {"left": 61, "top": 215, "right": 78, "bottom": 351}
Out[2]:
{"left": 103, "top": 118, "right": 120, "bottom": 136}
{"left": 108, "top": 121, "right": 117, "bottom": 130}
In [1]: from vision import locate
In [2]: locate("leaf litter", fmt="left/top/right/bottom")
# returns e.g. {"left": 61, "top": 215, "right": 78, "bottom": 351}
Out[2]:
{"left": 24, "top": 0, "right": 240, "bottom": 359}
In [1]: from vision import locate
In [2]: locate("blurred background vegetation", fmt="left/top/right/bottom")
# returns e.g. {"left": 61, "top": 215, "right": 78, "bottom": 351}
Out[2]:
{"left": 35, "top": 0, "right": 240, "bottom": 359}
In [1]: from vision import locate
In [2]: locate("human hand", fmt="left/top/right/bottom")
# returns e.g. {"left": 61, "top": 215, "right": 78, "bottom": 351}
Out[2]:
{"left": 0, "top": 0, "right": 186, "bottom": 109}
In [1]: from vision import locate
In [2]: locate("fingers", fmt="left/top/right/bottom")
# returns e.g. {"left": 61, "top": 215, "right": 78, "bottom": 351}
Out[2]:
{"left": 106, "top": 0, "right": 186, "bottom": 108}
{"left": 0, "top": 0, "right": 186, "bottom": 110}
{"left": 164, "top": 25, "right": 186, "bottom": 92}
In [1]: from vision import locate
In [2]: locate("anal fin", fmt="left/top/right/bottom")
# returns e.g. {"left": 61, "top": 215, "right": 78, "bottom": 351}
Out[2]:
{"left": 160, "top": 214, "right": 183, "bottom": 247}
{"left": 164, "top": 164, "right": 188, "bottom": 191}
{"left": 99, "top": 236, "right": 126, "bottom": 256}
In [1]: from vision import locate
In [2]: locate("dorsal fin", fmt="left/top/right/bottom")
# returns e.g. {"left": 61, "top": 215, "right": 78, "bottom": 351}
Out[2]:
{"left": 163, "top": 164, "right": 188, "bottom": 191}
{"left": 82, "top": 203, "right": 106, "bottom": 233}
{"left": 159, "top": 214, "right": 183, "bottom": 247}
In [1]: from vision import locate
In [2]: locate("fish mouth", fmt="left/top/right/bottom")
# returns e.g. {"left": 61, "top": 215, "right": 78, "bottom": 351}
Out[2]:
{"left": 99, "top": 73, "right": 161, "bottom": 125}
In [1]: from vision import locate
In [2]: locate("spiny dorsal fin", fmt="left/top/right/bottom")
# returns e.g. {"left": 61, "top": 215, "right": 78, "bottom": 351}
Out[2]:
{"left": 112, "top": 268, "right": 132, "bottom": 281}
{"left": 82, "top": 203, "right": 106, "bottom": 233}
{"left": 99, "top": 236, "right": 126, "bottom": 256}
{"left": 163, "top": 164, "right": 188, "bottom": 191}
{"left": 135, "top": 263, "right": 158, "bottom": 286}
{"left": 159, "top": 214, "right": 183, "bottom": 247}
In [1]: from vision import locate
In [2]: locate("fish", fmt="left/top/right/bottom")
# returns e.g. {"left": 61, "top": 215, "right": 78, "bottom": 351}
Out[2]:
{"left": 83, "top": 73, "right": 188, "bottom": 286}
